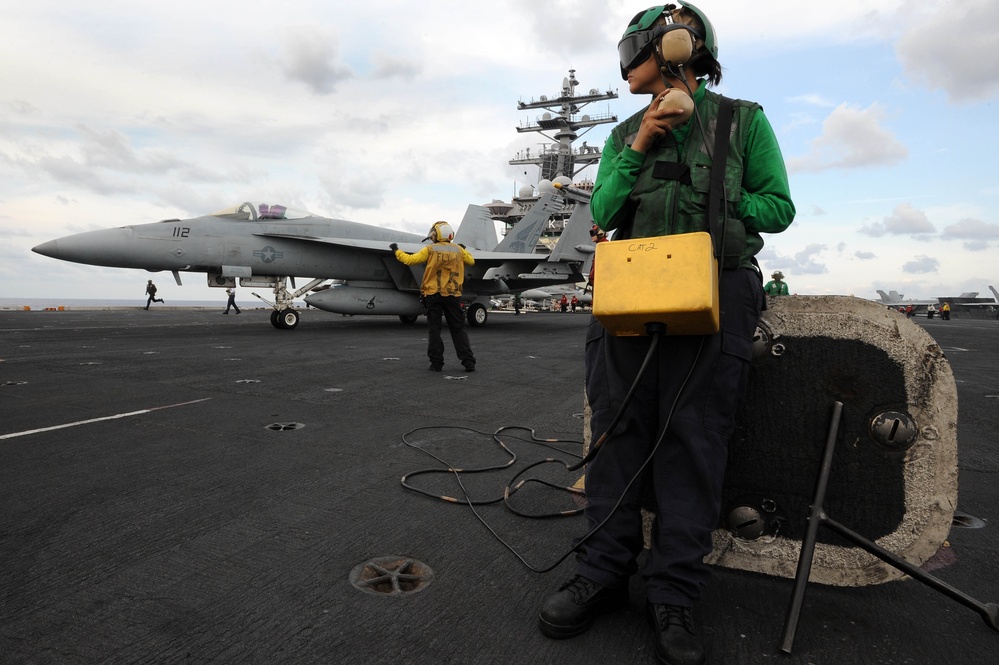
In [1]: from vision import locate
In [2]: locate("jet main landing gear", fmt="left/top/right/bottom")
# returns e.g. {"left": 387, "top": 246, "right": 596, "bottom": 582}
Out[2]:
{"left": 466, "top": 302, "right": 488, "bottom": 327}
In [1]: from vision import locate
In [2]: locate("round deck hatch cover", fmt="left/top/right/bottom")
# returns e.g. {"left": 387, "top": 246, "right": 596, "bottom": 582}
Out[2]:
{"left": 350, "top": 556, "right": 434, "bottom": 596}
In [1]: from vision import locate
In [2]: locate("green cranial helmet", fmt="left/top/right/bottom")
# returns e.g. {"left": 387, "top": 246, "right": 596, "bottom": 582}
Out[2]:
{"left": 678, "top": 2, "right": 717, "bottom": 60}
{"left": 618, "top": 2, "right": 718, "bottom": 79}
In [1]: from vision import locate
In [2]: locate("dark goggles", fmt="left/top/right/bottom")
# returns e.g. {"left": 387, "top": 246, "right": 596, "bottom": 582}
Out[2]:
{"left": 618, "top": 23, "right": 703, "bottom": 74}
{"left": 618, "top": 24, "right": 668, "bottom": 72}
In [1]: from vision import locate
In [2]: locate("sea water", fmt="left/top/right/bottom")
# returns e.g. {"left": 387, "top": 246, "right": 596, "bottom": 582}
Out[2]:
{"left": 0, "top": 298, "right": 301, "bottom": 311}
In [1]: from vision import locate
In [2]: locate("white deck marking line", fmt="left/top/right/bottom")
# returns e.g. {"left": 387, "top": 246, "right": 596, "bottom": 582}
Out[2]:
{"left": 0, "top": 398, "right": 212, "bottom": 440}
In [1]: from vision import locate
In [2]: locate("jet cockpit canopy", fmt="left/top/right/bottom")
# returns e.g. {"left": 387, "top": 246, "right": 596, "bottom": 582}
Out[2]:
{"left": 208, "top": 201, "right": 315, "bottom": 221}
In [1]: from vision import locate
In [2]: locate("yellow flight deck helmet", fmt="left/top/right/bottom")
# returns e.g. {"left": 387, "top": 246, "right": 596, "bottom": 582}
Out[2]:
{"left": 427, "top": 221, "right": 454, "bottom": 243}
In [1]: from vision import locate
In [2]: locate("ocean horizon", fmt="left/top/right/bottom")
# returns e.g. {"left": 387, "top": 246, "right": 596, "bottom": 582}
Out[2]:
{"left": 0, "top": 297, "right": 305, "bottom": 311}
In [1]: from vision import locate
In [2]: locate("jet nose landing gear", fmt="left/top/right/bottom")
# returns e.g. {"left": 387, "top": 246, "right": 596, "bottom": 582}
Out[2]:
{"left": 251, "top": 276, "right": 327, "bottom": 330}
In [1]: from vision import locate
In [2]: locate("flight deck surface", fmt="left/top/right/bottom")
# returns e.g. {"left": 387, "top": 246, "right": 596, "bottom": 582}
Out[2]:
{"left": 1, "top": 308, "right": 996, "bottom": 664}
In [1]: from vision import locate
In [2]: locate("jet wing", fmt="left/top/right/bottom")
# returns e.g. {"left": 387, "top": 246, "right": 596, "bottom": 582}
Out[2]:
{"left": 259, "top": 231, "right": 561, "bottom": 263}
{"left": 256, "top": 233, "right": 426, "bottom": 254}
{"left": 257, "top": 230, "right": 583, "bottom": 295}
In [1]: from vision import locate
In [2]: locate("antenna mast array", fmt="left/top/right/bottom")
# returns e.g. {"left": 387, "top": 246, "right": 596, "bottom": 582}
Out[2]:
{"left": 487, "top": 69, "right": 618, "bottom": 241}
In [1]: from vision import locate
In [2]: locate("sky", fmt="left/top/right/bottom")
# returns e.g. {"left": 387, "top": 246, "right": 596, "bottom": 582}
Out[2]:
{"left": 2, "top": 0, "right": 998, "bottom": 303}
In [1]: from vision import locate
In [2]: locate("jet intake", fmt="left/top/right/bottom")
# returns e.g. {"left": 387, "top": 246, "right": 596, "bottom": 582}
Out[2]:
{"left": 305, "top": 286, "right": 423, "bottom": 316}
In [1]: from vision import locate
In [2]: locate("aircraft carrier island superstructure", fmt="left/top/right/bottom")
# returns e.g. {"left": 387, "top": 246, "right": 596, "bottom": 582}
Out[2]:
{"left": 486, "top": 69, "right": 618, "bottom": 246}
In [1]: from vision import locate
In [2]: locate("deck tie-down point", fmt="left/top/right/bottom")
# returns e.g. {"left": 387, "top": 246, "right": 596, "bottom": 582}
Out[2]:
{"left": 265, "top": 422, "right": 305, "bottom": 431}
{"left": 350, "top": 556, "right": 434, "bottom": 596}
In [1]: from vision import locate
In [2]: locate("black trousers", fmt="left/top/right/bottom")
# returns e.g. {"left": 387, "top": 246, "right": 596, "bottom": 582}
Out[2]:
{"left": 424, "top": 294, "right": 475, "bottom": 368}
{"left": 577, "top": 268, "right": 762, "bottom": 606}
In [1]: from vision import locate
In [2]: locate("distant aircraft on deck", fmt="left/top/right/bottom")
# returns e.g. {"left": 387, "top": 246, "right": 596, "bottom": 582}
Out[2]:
{"left": 875, "top": 287, "right": 999, "bottom": 314}
{"left": 875, "top": 290, "right": 942, "bottom": 308}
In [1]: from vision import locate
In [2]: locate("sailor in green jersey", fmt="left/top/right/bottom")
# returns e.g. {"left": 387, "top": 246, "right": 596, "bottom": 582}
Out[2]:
{"left": 589, "top": 59, "right": 794, "bottom": 268}
{"left": 539, "top": 4, "right": 794, "bottom": 664}
{"left": 764, "top": 271, "right": 790, "bottom": 296}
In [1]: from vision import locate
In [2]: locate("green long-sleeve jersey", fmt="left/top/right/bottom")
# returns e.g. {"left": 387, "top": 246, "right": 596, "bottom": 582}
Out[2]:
{"left": 590, "top": 84, "right": 795, "bottom": 268}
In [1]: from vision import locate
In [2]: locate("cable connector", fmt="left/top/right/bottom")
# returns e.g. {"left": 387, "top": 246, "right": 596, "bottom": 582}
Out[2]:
{"left": 645, "top": 321, "right": 668, "bottom": 336}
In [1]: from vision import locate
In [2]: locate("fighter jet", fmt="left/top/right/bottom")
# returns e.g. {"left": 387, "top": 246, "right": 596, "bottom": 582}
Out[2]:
{"left": 875, "top": 290, "right": 939, "bottom": 308}
{"left": 876, "top": 287, "right": 999, "bottom": 313}
{"left": 32, "top": 192, "right": 593, "bottom": 329}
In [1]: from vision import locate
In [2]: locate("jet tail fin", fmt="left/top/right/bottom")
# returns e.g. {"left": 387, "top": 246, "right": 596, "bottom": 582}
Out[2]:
{"left": 493, "top": 191, "right": 561, "bottom": 253}
{"left": 547, "top": 202, "right": 596, "bottom": 265}
{"left": 453, "top": 204, "right": 497, "bottom": 251}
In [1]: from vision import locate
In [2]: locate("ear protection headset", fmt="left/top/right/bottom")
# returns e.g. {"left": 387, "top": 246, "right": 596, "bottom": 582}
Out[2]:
{"left": 618, "top": 2, "right": 717, "bottom": 80}
{"left": 427, "top": 221, "right": 454, "bottom": 243}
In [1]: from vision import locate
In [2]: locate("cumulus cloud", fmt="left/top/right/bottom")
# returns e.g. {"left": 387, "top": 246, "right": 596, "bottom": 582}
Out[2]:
{"left": 940, "top": 217, "right": 999, "bottom": 251}
{"left": 74, "top": 125, "right": 184, "bottom": 174}
{"left": 8, "top": 124, "right": 236, "bottom": 198}
{"left": 859, "top": 203, "right": 935, "bottom": 237}
{"left": 855, "top": 250, "right": 877, "bottom": 260}
{"left": 5, "top": 100, "right": 41, "bottom": 116}
{"left": 787, "top": 103, "right": 908, "bottom": 173}
{"left": 279, "top": 31, "right": 353, "bottom": 94}
{"left": 895, "top": 0, "right": 999, "bottom": 103}
{"left": 371, "top": 53, "right": 423, "bottom": 80}
{"left": 760, "top": 243, "right": 829, "bottom": 276}
{"left": 37, "top": 155, "right": 137, "bottom": 195}
{"left": 512, "top": 0, "right": 615, "bottom": 57}
{"left": 940, "top": 217, "right": 999, "bottom": 240}
{"left": 0, "top": 226, "right": 33, "bottom": 238}
{"left": 902, "top": 255, "right": 939, "bottom": 274}
{"left": 319, "top": 170, "right": 386, "bottom": 211}
{"left": 789, "top": 244, "right": 829, "bottom": 274}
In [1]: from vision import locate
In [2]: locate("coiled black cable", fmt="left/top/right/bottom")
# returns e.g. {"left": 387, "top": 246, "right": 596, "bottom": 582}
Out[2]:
{"left": 399, "top": 326, "right": 705, "bottom": 573}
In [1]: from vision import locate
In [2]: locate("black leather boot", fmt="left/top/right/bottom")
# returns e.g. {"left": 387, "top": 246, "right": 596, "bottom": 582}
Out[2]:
{"left": 646, "top": 602, "right": 705, "bottom": 664}
{"left": 538, "top": 574, "right": 628, "bottom": 639}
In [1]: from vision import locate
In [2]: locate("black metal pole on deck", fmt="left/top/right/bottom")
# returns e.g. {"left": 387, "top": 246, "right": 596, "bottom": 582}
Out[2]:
{"left": 780, "top": 400, "right": 843, "bottom": 654}
{"left": 821, "top": 517, "right": 999, "bottom": 631}
{"left": 780, "top": 400, "right": 999, "bottom": 656}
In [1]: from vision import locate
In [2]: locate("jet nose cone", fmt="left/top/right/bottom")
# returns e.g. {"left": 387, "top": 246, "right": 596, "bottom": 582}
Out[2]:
{"left": 32, "top": 240, "right": 61, "bottom": 258}
{"left": 31, "top": 227, "right": 138, "bottom": 267}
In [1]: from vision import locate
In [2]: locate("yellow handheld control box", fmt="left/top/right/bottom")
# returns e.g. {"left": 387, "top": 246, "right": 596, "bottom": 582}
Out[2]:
{"left": 592, "top": 232, "right": 720, "bottom": 336}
